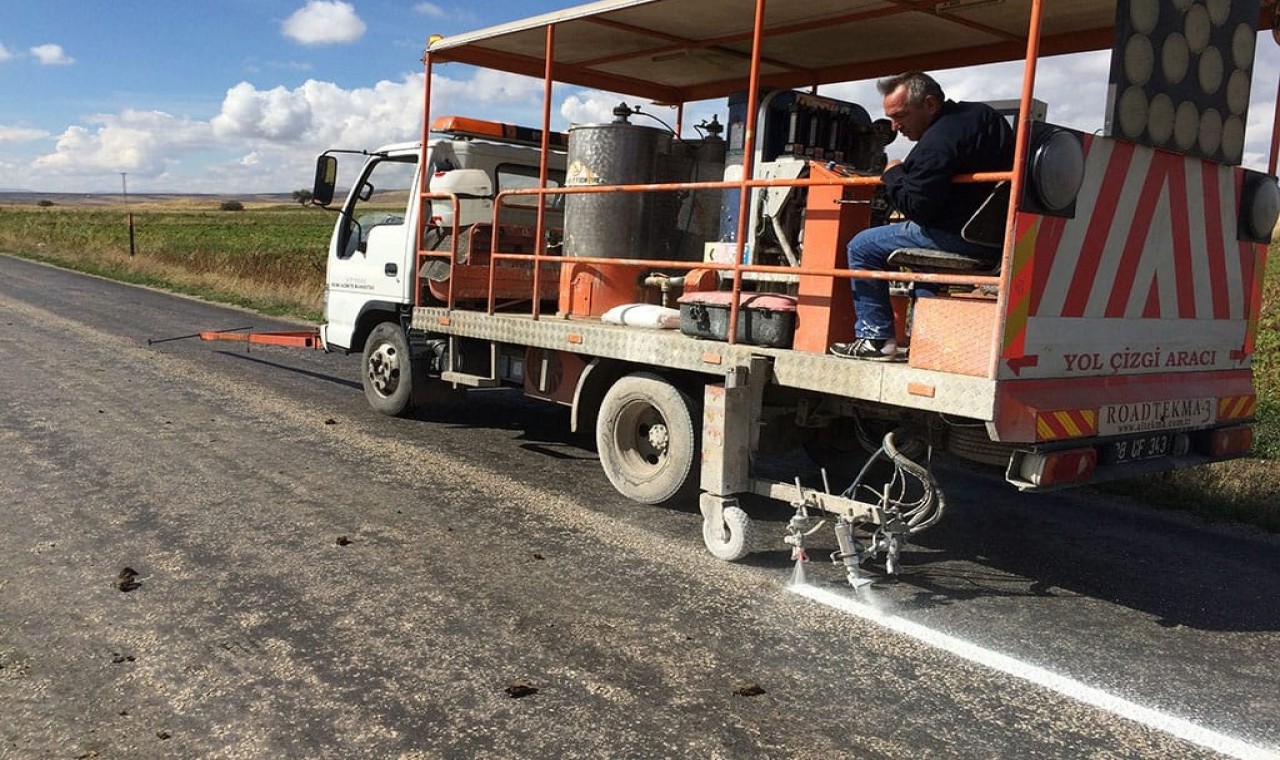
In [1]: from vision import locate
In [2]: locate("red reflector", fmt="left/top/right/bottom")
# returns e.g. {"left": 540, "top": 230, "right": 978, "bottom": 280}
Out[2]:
{"left": 1018, "top": 447, "right": 1098, "bottom": 487}
{"left": 1209, "top": 425, "right": 1253, "bottom": 457}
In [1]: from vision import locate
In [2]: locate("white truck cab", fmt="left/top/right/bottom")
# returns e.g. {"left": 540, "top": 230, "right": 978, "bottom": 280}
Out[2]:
{"left": 318, "top": 127, "right": 567, "bottom": 353}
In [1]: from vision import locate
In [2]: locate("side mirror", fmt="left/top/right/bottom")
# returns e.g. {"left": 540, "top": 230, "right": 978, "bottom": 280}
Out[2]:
{"left": 312, "top": 155, "right": 338, "bottom": 207}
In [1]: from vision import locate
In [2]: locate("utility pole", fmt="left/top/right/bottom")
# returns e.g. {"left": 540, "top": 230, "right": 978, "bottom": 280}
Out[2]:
{"left": 121, "top": 172, "right": 135, "bottom": 257}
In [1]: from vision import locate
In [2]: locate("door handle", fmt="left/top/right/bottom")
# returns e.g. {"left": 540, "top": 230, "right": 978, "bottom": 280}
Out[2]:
{"left": 385, "top": 263, "right": 398, "bottom": 277}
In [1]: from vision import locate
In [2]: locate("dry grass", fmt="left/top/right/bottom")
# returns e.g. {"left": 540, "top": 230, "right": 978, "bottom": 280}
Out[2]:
{"left": 1102, "top": 458, "right": 1280, "bottom": 531}
{"left": 1097, "top": 241, "right": 1279, "bottom": 530}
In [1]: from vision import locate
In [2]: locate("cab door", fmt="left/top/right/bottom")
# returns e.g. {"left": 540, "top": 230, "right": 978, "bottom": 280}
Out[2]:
{"left": 324, "top": 155, "right": 418, "bottom": 351}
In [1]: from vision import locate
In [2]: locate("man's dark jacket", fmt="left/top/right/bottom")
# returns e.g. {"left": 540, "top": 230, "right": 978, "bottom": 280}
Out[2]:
{"left": 881, "top": 100, "right": 1015, "bottom": 235}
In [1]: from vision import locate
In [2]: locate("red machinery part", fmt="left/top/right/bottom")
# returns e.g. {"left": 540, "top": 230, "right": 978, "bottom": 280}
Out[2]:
{"left": 198, "top": 330, "right": 323, "bottom": 349}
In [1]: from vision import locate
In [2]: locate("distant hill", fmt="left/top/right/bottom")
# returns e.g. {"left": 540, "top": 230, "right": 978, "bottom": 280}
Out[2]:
{"left": 0, "top": 192, "right": 303, "bottom": 208}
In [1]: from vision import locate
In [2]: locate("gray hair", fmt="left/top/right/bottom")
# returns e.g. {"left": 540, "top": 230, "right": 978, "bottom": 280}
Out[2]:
{"left": 876, "top": 72, "right": 945, "bottom": 105}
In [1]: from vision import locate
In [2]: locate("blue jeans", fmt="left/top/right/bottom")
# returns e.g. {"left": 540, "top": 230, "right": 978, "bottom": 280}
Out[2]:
{"left": 846, "top": 221, "right": 996, "bottom": 340}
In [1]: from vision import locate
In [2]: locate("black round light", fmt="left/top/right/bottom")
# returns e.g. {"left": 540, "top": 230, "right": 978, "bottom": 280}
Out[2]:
{"left": 1031, "top": 129, "right": 1086, "bottom": 213}
{"left": 1245, "top": 176, "right": 1280, "bottom": 241}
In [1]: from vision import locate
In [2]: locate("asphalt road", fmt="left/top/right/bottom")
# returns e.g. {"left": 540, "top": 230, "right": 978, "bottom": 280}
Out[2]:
{"left": 1, "top": 254, "right": 1278, "bottom": 759}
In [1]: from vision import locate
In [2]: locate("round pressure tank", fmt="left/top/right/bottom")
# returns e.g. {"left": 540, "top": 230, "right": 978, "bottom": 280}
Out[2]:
{"left": 564, "top": 107, "right": 674, "bottom": 260}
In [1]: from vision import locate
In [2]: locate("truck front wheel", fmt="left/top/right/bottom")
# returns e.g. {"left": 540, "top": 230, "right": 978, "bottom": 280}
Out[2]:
{"left": 596, "top": 373, "right": 697, "bottom": 506}
{"left": 362, "top": 322, "right": 416, "bottom": 417}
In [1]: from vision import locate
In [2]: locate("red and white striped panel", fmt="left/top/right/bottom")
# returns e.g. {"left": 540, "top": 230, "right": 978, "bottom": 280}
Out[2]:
{"left": 1032, "top": 135, "right": 1252, "bottom": 322}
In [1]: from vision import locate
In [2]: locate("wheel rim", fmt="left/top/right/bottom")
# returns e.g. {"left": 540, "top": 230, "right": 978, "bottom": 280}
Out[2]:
{"left": 614, "top": 399, "right": 671, "bottom": 478}
{"left": 366, "top": 342, "right": 401, "bottom": 398}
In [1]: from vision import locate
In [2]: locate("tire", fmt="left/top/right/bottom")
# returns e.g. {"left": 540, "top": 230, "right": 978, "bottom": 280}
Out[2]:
{"left": 362, "top": 322, "right": 416, "bottom": 417}
{"left": 702, "top": 505, "right": 753, "bottom": 562}
{"left": 596, "top": 372, "right": 698, "bottom": 506}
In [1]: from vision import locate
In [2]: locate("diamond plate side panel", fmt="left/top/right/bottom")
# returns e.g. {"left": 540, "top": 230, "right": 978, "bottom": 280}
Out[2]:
{"left": 411, "top": 308, "right": 997, "bottom": 419}
{"left": 909, "top": 296, "right": 998, "bottom": 377}
{"left": 767, "top": 351, "right": 997, "bottom": 420}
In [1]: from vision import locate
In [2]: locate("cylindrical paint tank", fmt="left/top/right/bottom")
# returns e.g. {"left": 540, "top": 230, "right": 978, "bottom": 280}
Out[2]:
{"left": 564, "top": 117, "right": 674, "bottom": 260}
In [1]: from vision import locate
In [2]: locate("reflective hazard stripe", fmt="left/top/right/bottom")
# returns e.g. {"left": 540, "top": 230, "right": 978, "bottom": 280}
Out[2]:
{"left": 1035, "top": 409, "right": 1099, "bottom": 442}
{"left": 1217, "top": 395, "right": 1257, "bottom": 421}
{"left": 1033, "top": 141, "right": 1244, "bottom": 322}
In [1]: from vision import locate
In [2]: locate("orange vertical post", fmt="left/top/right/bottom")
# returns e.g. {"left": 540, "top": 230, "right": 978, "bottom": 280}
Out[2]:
{"left": 530, "top": 23, "right": 556, "bottom": 321}
{"left": 793, "top": 164, "right": 866, "bottom": 353}
{"left": 988, "top": 0, "right": 1044, "bottom": 379}
{"left": 415, "top": 49, "right": 434, "bottom": 310}
{"left": 726, "top": 0, "right": 769, "bottom": 345}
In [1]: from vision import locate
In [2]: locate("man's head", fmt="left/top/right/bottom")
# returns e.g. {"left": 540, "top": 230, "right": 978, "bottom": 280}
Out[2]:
{"left": 877, "top": 71, "right": 945, "bottom": 142}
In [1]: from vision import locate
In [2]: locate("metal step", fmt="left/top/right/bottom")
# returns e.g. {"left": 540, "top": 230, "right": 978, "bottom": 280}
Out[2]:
{"left": 440, "top": 370, "right": 500, "bottom": 388}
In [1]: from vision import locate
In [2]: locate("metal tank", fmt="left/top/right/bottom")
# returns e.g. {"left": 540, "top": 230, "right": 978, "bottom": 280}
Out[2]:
{"left": 564, "top": 106, "right": 674, "bottom": 260}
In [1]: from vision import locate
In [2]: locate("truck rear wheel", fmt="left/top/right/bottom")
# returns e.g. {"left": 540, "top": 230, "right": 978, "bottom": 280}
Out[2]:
{"left": 362, "top": 322, "right": 416, "bottom": 417}
{"left": 596, "top": 373, "right": 697, "bottom": 506}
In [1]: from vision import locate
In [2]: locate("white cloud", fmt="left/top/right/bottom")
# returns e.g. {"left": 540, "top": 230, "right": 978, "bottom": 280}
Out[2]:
{"left": 16, "top": 67, "right": 552, "bottom": 192}
{"left": 282, "top": 1, "right": 366, "bottom": 46}
{"left": 30, "top": 43, "right": 74, "bottom": 66}
{"left": 33, "top": 110, "right": 212, "bottom": 178}
{"left": 559, "top": 91, "right": 689, "bottom": 136}
{"left": 560, "top": 93, "right": 626, "bottom": 126}
{"left": 210, "top": 77, "right": 418, "bottom": 147}
{"left": 212, "top": 82, "right": 315, "bottom": 141}
{"left": 0, "top": 125, "right": 49, "bottom": 143}
{"left": 16, "top": 35, "right": 1277, "bottom": 195}
{"left": 414, "top": 2, "right": 447, "bottom": 18}
{"left": 0, "top": 44, "right": 13, "bottom": 62}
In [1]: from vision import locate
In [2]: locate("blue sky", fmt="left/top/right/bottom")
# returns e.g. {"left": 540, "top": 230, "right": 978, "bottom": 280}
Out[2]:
{"left": 0, "top": 0, "right": 570, "bottom": 193}
{"left": 1, "top": 1, "right": 1277, "bottom": 194}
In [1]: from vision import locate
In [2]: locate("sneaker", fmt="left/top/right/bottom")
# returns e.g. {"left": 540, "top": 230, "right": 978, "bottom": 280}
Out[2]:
{"left": 830, "top": 337, "right": 901, "bottom": 361}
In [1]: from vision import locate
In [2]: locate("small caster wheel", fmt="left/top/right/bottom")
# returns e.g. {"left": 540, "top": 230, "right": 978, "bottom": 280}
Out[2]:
{"left": 702, "top": 504, "right": 753, "bottom": 562}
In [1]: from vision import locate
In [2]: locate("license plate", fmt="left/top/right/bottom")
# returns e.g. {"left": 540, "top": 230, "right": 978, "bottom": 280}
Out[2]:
{"left": 1102, "top": 433, "right": 1175, "bottom": 464}
{"left": 1098, "top": 398, "right": 1215, "bottom": 436}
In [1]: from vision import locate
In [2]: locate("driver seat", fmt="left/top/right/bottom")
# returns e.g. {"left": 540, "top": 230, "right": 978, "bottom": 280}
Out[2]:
{"left": 885, "top": 181, "right": 1009, "bottom": 274}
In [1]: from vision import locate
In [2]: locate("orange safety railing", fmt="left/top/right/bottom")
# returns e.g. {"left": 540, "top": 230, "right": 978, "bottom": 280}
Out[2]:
{"left": 415, "top": 0, "right": 1047, "bottom": 362}
{"left": 470, "top": 171, "right": 1012, "bottom": 322}
{"left": 412, "top": 171, "right": 1013, "bottom": 326}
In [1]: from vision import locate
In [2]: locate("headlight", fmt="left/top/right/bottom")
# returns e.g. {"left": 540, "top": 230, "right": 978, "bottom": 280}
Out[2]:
{"left": 1241, "top": 171, "right": 1280, "bottom": 242}
{"left": 1030, "top": 128, "right": 1086, "bottom": 214}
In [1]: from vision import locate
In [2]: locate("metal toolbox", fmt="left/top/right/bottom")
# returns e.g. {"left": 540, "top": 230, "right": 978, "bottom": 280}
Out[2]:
{"left": 677, "top": 291, "right": 797, "bottom": 348}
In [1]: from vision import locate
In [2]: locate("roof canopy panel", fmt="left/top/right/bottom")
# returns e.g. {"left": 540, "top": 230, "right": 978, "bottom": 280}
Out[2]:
{"left": 427, "top": 0, "right": 1269, "bottom": 104}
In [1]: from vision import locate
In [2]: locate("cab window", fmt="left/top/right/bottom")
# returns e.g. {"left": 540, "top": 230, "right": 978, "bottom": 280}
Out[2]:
{"left": 496, "top": 163, "right": 566, "bottom": 209}
{"left": 338, "top": 156, "right": 417, "bottom": 259}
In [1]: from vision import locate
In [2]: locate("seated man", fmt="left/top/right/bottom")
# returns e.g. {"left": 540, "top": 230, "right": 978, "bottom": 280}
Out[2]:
{"left": 832, "top": 71, "right": 1014, "bottom": 361}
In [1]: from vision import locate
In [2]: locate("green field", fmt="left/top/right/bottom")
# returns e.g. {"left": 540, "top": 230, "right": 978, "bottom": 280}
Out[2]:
{"left": 0, "top": 203, "right": 333, "bottom": 319}
{"left": 1, "top": 201, "right": 1276, "bottom": 530}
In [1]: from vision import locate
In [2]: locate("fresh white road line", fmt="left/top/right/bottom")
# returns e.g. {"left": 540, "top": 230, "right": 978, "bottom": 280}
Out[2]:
{"left": 791, "top": 583, "right": 1280, "bottom": 760}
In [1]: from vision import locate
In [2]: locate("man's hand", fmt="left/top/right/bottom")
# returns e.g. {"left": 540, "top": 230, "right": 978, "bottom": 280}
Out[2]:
{"left": 882, "top": 159, "right": 902, "bottom": 176}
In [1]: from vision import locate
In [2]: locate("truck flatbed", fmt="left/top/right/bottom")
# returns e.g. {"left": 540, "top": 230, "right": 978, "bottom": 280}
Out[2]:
{"left": 412, "top": 307, "right": 995, "bottom": 420}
